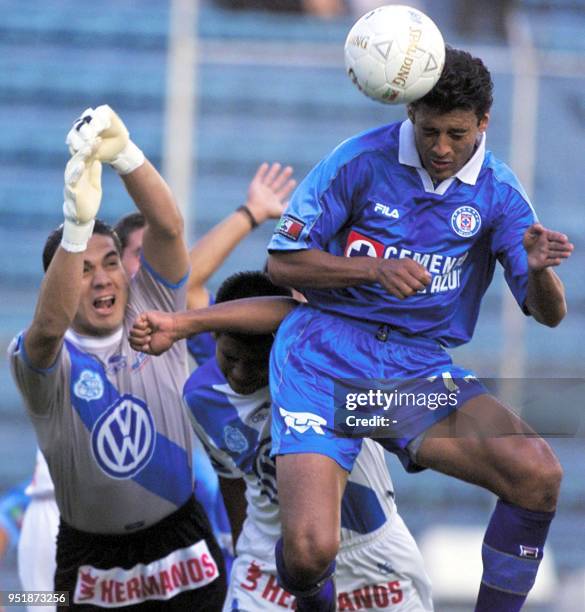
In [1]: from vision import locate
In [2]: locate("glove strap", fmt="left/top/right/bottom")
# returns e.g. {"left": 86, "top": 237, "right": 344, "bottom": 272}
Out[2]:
{"left": 111, "top": 141, "right": 145, "bottom": 175}
{"left": 61, "top": 218, "right": 95, "bottom": 253}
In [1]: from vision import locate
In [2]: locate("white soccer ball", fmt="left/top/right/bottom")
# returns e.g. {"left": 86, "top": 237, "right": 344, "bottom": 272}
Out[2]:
{"left": 344, "top": 5, "right": 445, "bottom": 105}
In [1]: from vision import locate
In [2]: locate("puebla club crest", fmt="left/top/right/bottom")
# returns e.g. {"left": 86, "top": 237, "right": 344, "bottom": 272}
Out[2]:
{"left": 73, "top": 369, "right": 104, "bottom": 401}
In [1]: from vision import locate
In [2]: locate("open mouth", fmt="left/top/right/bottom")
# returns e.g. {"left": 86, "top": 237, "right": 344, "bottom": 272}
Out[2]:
{"left": 93, "top": 295, "right": 116, "bottom": 314}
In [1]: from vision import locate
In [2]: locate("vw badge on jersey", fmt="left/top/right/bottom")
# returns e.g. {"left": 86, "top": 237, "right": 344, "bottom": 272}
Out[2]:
{"left": 91, "top": 394, "right": 156, "bottom": 479}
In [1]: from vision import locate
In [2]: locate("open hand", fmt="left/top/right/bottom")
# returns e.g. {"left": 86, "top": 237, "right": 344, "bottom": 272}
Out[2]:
{"left": 245, "top": 162, "right": 296, "bottom": 224}
{"left": 523, "top": 223, "right": 574, "bottom": 272}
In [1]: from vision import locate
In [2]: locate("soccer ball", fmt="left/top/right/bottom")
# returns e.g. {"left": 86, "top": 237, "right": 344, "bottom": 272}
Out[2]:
{"left": 344, "top": 5, "right": 445, "bottom": 105}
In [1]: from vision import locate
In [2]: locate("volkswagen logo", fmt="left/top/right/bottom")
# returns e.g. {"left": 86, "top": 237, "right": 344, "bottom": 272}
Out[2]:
{"left": 91, "top": 395, "right": 156, "bottom": 479}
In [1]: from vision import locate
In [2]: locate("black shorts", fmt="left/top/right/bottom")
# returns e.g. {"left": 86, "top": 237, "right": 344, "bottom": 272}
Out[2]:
{"left": 55, "top": 495, "right": 227, "bottom": 611}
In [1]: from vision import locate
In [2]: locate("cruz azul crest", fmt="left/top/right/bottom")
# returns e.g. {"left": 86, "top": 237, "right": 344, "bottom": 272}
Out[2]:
{"left": 451, "top": 206, "right": 482, "bottom": 238}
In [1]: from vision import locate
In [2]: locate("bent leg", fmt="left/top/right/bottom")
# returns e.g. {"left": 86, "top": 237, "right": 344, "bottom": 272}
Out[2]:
{"left": 415, "top": 393, "right": 562, "bottom": 510}
{"left": 415, "top": 393, "right": 562, "bottom": 611}
{"left": 275, "top": 452, "right": 347, "bottom": 611}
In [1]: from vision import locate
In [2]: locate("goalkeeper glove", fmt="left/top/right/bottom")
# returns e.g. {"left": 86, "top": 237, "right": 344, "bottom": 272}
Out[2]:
{"left": 66, "top": 105, "right": 144, "bottom": 175}
{"left": 61, "top": 152, "right": 103, "bottom": 253}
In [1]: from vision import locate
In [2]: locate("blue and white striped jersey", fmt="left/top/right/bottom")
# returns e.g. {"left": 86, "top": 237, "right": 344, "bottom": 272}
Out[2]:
{"left": 183, "top": 358, "right": 397, "bottom": 559}
{"left": 9, "top": 258, "right": 193, "bottom": 533}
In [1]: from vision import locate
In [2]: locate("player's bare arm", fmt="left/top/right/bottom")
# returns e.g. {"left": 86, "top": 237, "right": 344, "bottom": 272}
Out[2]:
{"left": 523, "top": 223, "right": 573, "bottom": 327}
{"left": 25, "top": 153, "right": 103, "bottom": 369}
{"left": 67, "top": 105, "right": 189, "bottom": 284}
{"left": 267, "top": 249, "right": 431, "bottom": 299}
{"left": 130, "top": 296, "right": 298, "bottom": 355}
{"left": 186, "top": 162, "right": 296, "bottom": 309}
{"left": 122, "top": 161, "right": 189, "bottom": 284}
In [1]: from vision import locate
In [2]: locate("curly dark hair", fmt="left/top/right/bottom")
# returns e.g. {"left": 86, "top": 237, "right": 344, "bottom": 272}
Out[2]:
{"left": 215, "top": 270, "right": 292, "bottom": 345}
{"left": 409, "top": 47, "right": 494, "bottom": 120}
{"left": 42, "top": 219, "right": 121, "bottom": 272}
{"left": 216, "top": 270, "right": 291, "bottom": 303}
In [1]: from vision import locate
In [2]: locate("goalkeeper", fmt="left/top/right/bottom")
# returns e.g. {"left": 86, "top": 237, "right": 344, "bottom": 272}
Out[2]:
{"left": 8, "top": 106, "right": 227, "bottom": 610}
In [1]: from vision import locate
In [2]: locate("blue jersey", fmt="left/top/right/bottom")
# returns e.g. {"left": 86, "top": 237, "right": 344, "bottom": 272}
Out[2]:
{"left": 268, "top": 120, "right": 536, "bottom": 347}
{"left": 187, "top": 333, "right": 216, "bottom": 366}
{"left": 186, "top": 295, "right": 217, "bottom": 366}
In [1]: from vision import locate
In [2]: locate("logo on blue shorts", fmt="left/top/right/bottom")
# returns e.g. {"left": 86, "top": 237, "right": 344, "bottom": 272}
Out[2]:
{"left": 279, "top": 407, "right": 327, "bottom": 435}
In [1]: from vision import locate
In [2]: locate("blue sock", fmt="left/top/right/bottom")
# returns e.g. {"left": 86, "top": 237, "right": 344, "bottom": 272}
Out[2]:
{"left": 275, "top": 537, "right": 336, "bottom": 612}
{"left": 476, "top": 499, "right": 555, "bottom": 612}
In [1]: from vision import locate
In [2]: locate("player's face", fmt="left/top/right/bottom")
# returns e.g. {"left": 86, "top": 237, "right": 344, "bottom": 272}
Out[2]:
{"left": 216, "top": 335, "right": 271, "bottom": 395}
{"left": 121, "top": 227, "right": 145, "bottom": 278}
{"left": 409, "top": 105, "right": 489, "bottom": 183}
{"left": 72, "top": 234, "right": 129, "bottom": 337}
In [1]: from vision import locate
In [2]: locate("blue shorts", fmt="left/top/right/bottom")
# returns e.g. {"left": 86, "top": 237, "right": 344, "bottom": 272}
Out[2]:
{"left": 270, "top": 305, "right": 486, "bottom": 472}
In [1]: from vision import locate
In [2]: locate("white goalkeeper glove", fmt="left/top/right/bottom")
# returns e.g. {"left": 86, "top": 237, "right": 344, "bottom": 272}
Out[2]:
{"left": 61, "top": 152, "right": 103, "bottom": 253}
{"left": 66, "top": 105, "right": 144, "bottom": 175}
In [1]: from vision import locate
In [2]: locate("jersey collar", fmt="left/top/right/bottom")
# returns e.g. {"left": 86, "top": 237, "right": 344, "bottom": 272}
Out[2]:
{"left": 398, "top": 119, "right": 486, "bottom": 193}
{"left": 65, "top": 327, "right": 124, "bottom": 351}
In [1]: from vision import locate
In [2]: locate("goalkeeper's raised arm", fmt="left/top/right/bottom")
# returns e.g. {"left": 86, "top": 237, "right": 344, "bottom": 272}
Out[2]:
{"left": 67, "top": 105, "right": 189, "bottom": 285}
{"left": 24, "top": 151, "right": 103, "bottom": 371}
{"left": 9, "top": 107, "right": 228, "bottom": 608}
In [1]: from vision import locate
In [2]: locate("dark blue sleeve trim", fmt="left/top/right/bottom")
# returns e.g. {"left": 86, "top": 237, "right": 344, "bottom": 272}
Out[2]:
{"left": 140, "top": 254, "right": 189, "bottom": 290}
{"left": 17, "top": 332, "right": 61, "bottom": 374}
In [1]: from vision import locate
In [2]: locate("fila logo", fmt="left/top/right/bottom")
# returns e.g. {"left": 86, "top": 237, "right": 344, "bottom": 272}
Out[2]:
{"left": 374, "top": 203, "right": 399, "bottom": 219}
{"left": 519, "top": 545, "right": 540, "bottom": 559}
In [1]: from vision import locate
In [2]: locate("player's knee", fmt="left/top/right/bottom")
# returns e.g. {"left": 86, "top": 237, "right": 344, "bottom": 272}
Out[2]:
{"left": 284, "top": 530, "right": 339, "bottom": 582}
{"left": 508, "top": 441, "right": 563, "bottom": 510}
{"left": 534, "top": 454, "right": 563, "bottom": 507}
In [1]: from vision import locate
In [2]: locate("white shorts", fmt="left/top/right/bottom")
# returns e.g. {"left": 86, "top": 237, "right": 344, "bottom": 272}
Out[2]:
{"left": 18, "top": 495, "right": 60, "bottom": 612}
{"left": 223, "top": 515, "right": 433, "bottom": 611}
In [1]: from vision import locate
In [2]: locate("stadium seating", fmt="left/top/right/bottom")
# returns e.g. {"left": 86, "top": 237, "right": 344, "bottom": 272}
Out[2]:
{"left": 0, "top": 1, "right": 583, "bottom": 605}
